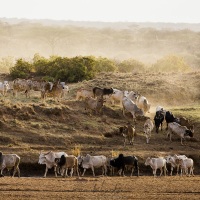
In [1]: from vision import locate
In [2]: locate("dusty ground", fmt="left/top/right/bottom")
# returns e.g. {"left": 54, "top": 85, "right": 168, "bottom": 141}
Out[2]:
{"left": 0, "top": 176, "right": 200, "bottom": 200}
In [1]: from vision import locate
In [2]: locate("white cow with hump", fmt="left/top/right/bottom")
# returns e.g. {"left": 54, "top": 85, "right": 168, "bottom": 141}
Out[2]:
{"left": 77, "top": 154, "right": 107, "bottom": 177}
{"left": 122, "top": 95, "right": 144, "bottom": 121}
{"left": 0, "top": 152, "right": 20, "bottom": 177}
{"left": 145, "top": 157, "right": 167, "bottom": 177}
{"left": 178, "top": 157, "right": 194, "bottom": 176}
{"left": 38, "top": 151, "right": 68, "bottom": 178}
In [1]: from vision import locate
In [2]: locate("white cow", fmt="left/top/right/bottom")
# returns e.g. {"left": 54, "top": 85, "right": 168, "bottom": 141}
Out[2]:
{"left": 122, "top": 96, "right": 144, "bottom": 121}
{"left": 167, "top": 122, "right": 194, "bottom": 145}
{"left": 0, "top": 152, "right": 20, "bottom": 177}
{"left": 60, "top": 82, "right": 69, "bottom": 98}
{"left": 145, "top": 157, "right": 167, "bottom": 177}
{"left": 143, "top": 119, "right": 154, "bottom": 144}
{"left": 0, "top": 81, "right": 10, "bottom": 96}
{"left": 77, "top": 154, "right": 107, "bottom": 176}
{"left": 107, "top": 89, "right": 129, "bottom": 106}
{"left": 165, "top": 154, "right": 187, "bottom": 176}
{"left": 178, "top": 158, "right": 194, "bottom": 176}
{"left": 136, "top": 95, "right": 151, "bottom": 114}
{"left": 38, "top": 151, "right": 68, "bottom": 178}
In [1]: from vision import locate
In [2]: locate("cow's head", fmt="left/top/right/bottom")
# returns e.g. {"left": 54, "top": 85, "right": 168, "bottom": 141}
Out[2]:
{"left": 185, "top": 129, "right": 193, "bottom": 138}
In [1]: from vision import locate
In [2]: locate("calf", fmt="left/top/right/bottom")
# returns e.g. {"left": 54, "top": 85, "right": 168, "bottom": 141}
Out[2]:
{"left": 167, "top": 122, "right": 193, "bottom": 145}
{"left": 143, "top": 119, "right": 154, "bottom": 143}
{"left": 119, "top": 124, "right": 136, "bottom": 147}
{"left": 0, "top": 152, "right": 20, "bottom": 177}
{"left": 154, "top": 111, "right": 164, "bottom": 133}
{"left": 56, "top": 155, "right": 79, "bottom": 177}
{"left": 145, "top": 157, "right": 167, "bottom": 177}
{"left": 110, "top": 154, "right": 139, "bottom": 177}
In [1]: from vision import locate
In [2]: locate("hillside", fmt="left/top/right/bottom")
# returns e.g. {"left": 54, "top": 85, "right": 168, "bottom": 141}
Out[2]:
{"left": 0, "top": 71, "right": 200, "bottom": 176}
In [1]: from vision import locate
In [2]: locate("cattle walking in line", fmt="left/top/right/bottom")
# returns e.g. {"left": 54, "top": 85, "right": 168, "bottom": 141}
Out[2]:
{"left": 55, "top": 155, "right": 79, "bottom": 177}
{"left": 119, "top": 124, "right": 136, "bottom": 146}
{"left": 0, "top": 152, "right": 20, "bottom": 177}
{"left": 38, "top": 151, "right": 68, "bottom": 178}
{"left": 165, "top": 154, "right": 187, "bottom": 176}
{"left": 154, "top": 111, "right": 165, "bottom": 133}
{"left": 93, "top": 86, "right": 114, "bottom": 98}
{"left": 77, "top": 154, "right": 107, "bottom": 177}
{"left": 145, "top": 157, "right": 167, "bottom": 177}
{"left": 167, "top": 122, "right": 193, "bottom": 145}
{"left": 143, "top": 118, "right": 154, "bottom": 143}
{"left": 110, "top": 154, "right": 139, "bottom": 177}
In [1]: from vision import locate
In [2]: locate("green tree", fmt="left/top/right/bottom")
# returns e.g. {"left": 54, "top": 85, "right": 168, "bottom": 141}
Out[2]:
{"left": 10, "top": 58, "right": 33, "bottom": 79}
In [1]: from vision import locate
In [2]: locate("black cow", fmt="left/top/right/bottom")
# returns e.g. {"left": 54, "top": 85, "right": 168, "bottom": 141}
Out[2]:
{"left": 165, "top": 111, "right": 179, "bottom": 130}
{"left": 93, "top": 87, "right": 114, "bottom": 98}
{"left": 110, "top": 154, "right": 139, "bottom": 176}
{"left": 154, "top": 111, "right": 165, "bottom": 133}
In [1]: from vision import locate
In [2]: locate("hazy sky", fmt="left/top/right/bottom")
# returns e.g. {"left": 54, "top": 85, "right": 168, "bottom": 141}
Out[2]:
{"left": 0, "top": 0, "right": 199, "bottom": 23}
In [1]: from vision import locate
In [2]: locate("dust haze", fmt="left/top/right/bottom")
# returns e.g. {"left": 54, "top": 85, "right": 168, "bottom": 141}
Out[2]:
{"left": 0, "top": 18, "right": 200, "bottom": 70}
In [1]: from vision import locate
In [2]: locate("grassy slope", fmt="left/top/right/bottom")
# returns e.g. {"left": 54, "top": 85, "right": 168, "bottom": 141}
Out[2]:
{"left": 0, "top": 71, "right": 199, "bottom": 175}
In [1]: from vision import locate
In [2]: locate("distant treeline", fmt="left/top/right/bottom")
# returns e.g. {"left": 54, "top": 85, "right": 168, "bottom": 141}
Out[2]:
{"left": 9, "top": 54, "right": 191, "bottom": 82}
{"left": 0, "top": 19, "right": 200, "bottom": 71}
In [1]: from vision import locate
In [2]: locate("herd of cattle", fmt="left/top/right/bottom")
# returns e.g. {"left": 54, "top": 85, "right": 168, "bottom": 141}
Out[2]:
{"left": 0, "top": 79, "right": 196, "bottom": 178}
{"left": 0, "top": 151, "right": 194, "bottom": 178}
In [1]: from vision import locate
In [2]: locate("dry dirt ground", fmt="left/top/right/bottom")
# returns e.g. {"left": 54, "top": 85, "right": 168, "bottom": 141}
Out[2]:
{"left": 1, "top": 176, "right": 200, "bottom": 200}
{"left": 0, "top": 72, "right": 200, "bottom": 199}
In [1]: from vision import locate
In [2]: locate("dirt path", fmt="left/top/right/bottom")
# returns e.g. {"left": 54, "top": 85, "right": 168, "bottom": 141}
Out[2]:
{"left": 0, "top": 176, "right": 200, "bottom": 199}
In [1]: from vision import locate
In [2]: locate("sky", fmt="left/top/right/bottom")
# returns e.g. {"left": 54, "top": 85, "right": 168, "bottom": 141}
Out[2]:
{"left": 0, "top": 0, "right": 199, "bottom": 23}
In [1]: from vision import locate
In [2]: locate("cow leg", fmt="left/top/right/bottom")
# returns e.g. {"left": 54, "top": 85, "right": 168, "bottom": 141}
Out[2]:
{"left": 17, "top": 167, "right": 20, "bottom": 178}
{"left": 81, "top": 169, "right": 86, "bottom": 176}
{"left": 153, "top": 169, "right": 157, "bottom": 177}
{"left": 124, "top": 138, "right": 126, "bottom": 147}
{"left": 170, "top": 167, "right": 173, "bottom": 176}
{"left": 0, "top": 169, "right": 4, "bottom": 177}
{"left": 160, "top": 168, "right": 163, "bottom": 176}
{"left": 104, "top": 165, "right": 107, "bottom": 176}
{"left": 43, "top": 166, "right": 49, "bottom": 178}
{"left": 70, "top": 168, "right": 74, "bottom": 177}
{"left": 54, "top": 166, "right": 58, "bottom": 177}
{"left": 12, "top": 167, "right": 17, "bottom": 177}
{"left": 91, "top": 166, "right": 95, "bottom": 177}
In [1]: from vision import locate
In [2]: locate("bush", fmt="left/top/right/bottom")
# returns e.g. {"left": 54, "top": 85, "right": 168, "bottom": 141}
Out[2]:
{"left": 151, "top": 55, "right": 191, "bottom": 72}
{"left": 118, "top": 59, "right": 145, "bottom": 73}
{"left": 10, "top": 58, "right": 33, "bottom": 79}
